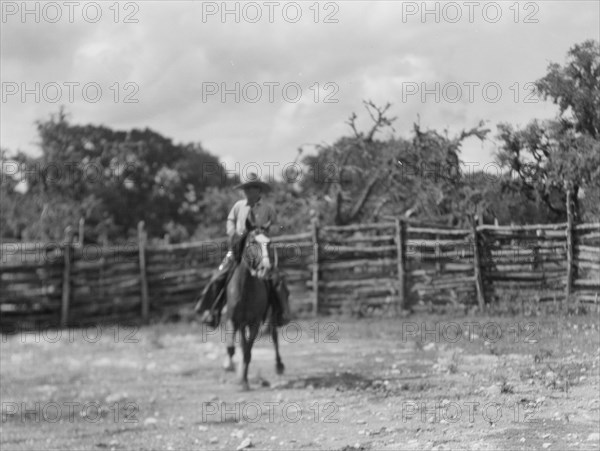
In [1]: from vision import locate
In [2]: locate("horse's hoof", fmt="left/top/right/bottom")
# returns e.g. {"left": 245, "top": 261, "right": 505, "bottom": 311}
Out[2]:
{"left": 240, "top": 381, "right": 250, "bottom": 391}
{"left": 276, "top": 362, "right": 285, "bottom": 375}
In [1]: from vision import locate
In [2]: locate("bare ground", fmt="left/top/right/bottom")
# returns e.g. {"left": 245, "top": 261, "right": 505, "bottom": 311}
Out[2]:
{"left": 1, "top": 312, "right": 599, "bottom": 450}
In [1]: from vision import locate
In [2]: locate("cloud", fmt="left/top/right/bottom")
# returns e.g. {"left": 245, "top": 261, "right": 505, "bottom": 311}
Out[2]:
{"left": 1, "top": 0, "right": 598, "bottom": 170}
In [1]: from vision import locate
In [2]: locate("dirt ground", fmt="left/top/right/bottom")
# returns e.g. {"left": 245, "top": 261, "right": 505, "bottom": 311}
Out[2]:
{"left": 1, "top": 312, "right": 599, "bottom": 451}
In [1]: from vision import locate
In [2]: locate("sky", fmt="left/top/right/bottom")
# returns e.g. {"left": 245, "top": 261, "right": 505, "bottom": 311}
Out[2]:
{"left": 1, "top": 0, "right": 598, "bottom": 181}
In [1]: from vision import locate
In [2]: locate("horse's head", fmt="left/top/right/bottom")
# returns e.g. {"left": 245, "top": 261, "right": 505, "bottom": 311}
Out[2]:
{"left": 243, "top": 229, "right": 272, "bottom": 279}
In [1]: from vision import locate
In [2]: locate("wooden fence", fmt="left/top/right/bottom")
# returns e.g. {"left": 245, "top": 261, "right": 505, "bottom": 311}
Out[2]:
{"left": 314, "top": 220, "right": 599, "bottom": 315}
{"left": 1, "top": 219, "right": 599, "bottom": 329}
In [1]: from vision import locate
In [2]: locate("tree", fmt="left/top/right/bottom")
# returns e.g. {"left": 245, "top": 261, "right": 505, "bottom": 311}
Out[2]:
{"left": 4, "top": 109, "right": 228, "bottom": 242}
{"left": 496, "top": 40, "right": 600, "bottom": 222}
{"left": 301, "top": 101, "right": 489, "bottom": 226}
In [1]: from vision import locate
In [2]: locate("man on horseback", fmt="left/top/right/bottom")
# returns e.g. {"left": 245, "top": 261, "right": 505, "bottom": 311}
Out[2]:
{"left": 194, "top": 174, "right": 292, "bottom": 329}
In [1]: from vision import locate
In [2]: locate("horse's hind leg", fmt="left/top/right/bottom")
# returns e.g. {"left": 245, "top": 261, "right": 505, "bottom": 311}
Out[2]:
{"left": 223, "top": 320, "right": 236, "bottom": 372}
{"left": 272, "top": 326, "right": 285, "bottom": 375}
{"left": 240, "top": 323, "right": 260, "bottom": 391}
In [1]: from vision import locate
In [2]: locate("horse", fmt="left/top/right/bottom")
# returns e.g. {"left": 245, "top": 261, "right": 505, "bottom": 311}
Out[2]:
{"left": 222, "top": 228, "right": 285, "bottom": 390}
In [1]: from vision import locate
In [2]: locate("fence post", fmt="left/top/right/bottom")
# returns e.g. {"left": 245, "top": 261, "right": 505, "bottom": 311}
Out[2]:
{"left": 471, "top": 216, "right": 486, "bottom": 310}
{"left": 77, "top": 217, "right": 85, "bottom": 248}
{"left": 311, "top": 218, "right": 319, "bottom": 316}
{"left": 565, "top": 189, "right": 574, "bottom": 306}
{"left": 434, "top": 234, "right": 441, "bottom": 273}
{"left": 61, "top": 226, "right": 74, "bottom": 327}
{"left": 395, "top": 218, "right": 407, "bottom": 312}
{"left": 138, "top": 221, "right": 150, "bottom": 322}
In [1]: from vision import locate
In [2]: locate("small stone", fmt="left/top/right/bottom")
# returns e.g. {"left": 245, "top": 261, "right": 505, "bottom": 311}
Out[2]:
{"left": 356, "top": 419, "right": 367, "bottom": 425}
{"left": 105, "top": 393, "right": 128, "bottom": 404}
{"left": 236, "top": 437, "right": 252, "bottom": 450}
{"left": 587, "top": 432, "right": 600, "bottom": 442}
{"left": 542, "top": 444, "right": 551, "bottom": 449}
{"left": 144, "top": 417, "right": 158, "bottom": 426}
{"left": 486, "top": 384, "right": 501, "bottom": 396}
{"left": 209, "top": 437, "right": 219, "bottom": 444}
{"left": 198, "top": 425, "right": 208, "bottom": 432}
{"left": 231, "top": 429, "right": 244, "bottom": 439}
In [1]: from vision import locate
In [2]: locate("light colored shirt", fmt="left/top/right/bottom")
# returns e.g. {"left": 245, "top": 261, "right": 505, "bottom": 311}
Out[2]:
{"left": 226, "top": 199, "right": 276, "bottom": 237}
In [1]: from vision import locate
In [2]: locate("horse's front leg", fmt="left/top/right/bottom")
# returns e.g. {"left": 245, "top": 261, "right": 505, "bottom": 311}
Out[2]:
{"left": 272, "top": 325, "right": 285, "bottom": 375}
{"left": 223, "top": 319, "right": 236, "bottom": 372}
{"left": 240, "top": 323, "right": 260, "bottom": 391}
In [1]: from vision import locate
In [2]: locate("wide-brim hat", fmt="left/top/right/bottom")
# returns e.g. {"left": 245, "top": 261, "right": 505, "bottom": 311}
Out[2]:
{"left": 234, "top": 173, "right": 271, "bottom": 192}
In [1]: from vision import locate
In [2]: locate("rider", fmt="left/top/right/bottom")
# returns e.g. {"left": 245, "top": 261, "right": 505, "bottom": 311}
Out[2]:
{"left": 194, "top": 173, "right": 292, "bottom": 329}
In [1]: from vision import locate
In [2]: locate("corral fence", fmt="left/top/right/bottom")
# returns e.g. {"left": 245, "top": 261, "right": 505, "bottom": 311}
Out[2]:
{"left": 1, "top": 217, "right": 599, "bottom": 330}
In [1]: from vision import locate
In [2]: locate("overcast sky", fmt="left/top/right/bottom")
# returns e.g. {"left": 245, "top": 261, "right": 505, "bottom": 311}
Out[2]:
{"left": 1, "top": 1, "right": 598, "bottom": 179}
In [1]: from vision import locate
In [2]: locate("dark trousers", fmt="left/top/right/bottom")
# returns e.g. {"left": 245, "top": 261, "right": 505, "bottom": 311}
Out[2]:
{"left": 194, "top": 252, "right": 236, "bottom": 317}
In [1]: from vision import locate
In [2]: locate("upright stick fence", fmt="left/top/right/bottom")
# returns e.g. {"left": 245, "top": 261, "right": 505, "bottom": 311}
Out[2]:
{"left": 1, "top": 219, "right": 599, "bottom": 329}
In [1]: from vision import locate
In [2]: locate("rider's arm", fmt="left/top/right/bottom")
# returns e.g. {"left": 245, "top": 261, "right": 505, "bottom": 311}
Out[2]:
{"left": 226, "top": 202, "right": 239, "bottom": 238}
